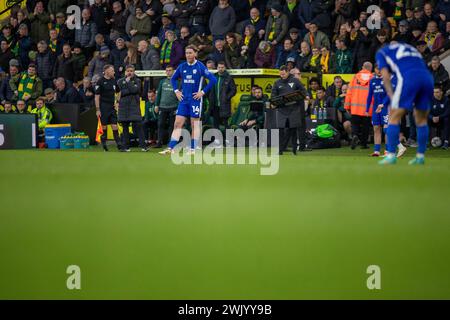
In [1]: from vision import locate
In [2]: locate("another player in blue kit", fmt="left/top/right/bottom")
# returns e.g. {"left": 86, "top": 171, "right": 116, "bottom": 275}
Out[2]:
{"left": 366, "top": 65, "right": 407, "bottom": 157}
{"left": 159, "top": 45, "right": 217, "bottom": 155}
{"left": 376, "top": 42, "right": 434, "bottom": 165}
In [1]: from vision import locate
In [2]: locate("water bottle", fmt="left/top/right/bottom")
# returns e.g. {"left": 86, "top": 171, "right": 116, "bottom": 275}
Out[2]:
{"left": 318, "top": 107, "right": 323, "bottom": 120}
{"left": 323, "top": 107, "right": 327, "bottom": 120}
{"left": 312, "top": 107, "right": 317, "bottom": 120}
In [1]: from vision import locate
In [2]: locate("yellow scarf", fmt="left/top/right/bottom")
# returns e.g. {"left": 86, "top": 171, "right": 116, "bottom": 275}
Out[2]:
{"left": 244, "top": 35, "right": 251, "bottom": 46}
{"left": 320, "top": 53, "right": 329, "bottom": 73}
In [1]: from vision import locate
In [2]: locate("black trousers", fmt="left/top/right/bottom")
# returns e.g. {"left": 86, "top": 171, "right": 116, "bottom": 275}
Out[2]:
{"left": 142, "top": 119, "right": 158, "bottom": 142}
{"left": 157, "top": 109, "right": 176, "bottom": 144}
{"left": 351, "top": 115, "right": 370, "bottom": 146}
{"left": 429, "top": 118, "right": 450, "bottom": 142}
{"left": 120, "top": 121, "right": 146, "bottom": 149}
{"left": 280, "top": 127, "right": 298, "bottom": 152}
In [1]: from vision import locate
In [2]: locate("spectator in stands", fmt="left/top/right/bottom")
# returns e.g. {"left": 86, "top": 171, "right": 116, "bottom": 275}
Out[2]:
{"left": 36, "top": 41, "right": 56, "bottom": 90}
{"left": 423, "top": 2, "right": 439, "bottom": 26}
{"left": 224, "top": 32, "right": 241, "bottom": 69}
{"left": 94, "top": 34, "right": 109, "bottom": 53}
{"left": 110, "top": 1, "right": 128, "bottom": 40}
{"left": 31, "top": 97, "right": 53, "bottom": 133}
{"left": 75, "top": 9, "right": 98, "bottom": 60}
{"left": 53, "top": 43, "right": 78, "bottom": 83}
{"left": 311, "top": 86, "right": 334, "bottom": 109}
{"left": 254, "top": 41, "right": 276, "bottom": 68}
{"left": 326, "top": 75, "right": 344, "bottom": 99}
{"left": 48, "top": 0, "right": 69, "bottom": 22}
{"left": 91, "top": 0, "right": 112, "bottom": 37}
{"left": 124, "top": 44, "right": 139, "bottom": 69}
{"left": 276, "top": 38, "right": 296, "bottom": 69}
{"left": 16, "top": 100, "right": 29, "bottom": 114}
{"left": 0, "top": 63, "right": 19, "bottom": 105}
{"left": 138, "top": 39, "right": 161, "bottom": 71}
{"left": 55, "top": 77, "right": 82, "bottom": 104}
{"left": 208, "top": 39, "right": 226, "bottom": 65}
{"left": 44, "top": 87, "right": 56, "bottom": 106}
{"left": 345, "top": 61, "right": 373, "bottom": 149}
{"left": 188, "top": 0, "right": 209, "bottom": 36}
{"left": 53, "top": 13, "right": 74, "bottom": 46}
{"left": 429, "top": 56, "right": 450, "bottom": 93}
{"left": 265, "top": 4, "right": 289, "bottom": 51}
{"left": 333, "top": 22, "right": 351, "bottom": 48}
{"left": 206, "top": 59, "right": 216, "bottom": 70}
{"left": 16, "top": 24, "right": 32, "bottom": 68}
{"left": 393, "top": 20, "right": 414, "bottom": 44}
{"left": 0, "top": 24, "right": 15, "bottom": 47}
{"left": 171, "top": 0, "right": 192, "bottom": 30}
{"left": 157, "top": 13, "right": 176, "bottom": 44}
{"left": 188, "top": 33, "right": 213, "bottom": 61}
{"left": 239, "top": 25, "right": 259, "bottom": 68}
{"left": 369, "top": 29, "right": 388, "bottom": 64}
{"left": 208, "top": 61, "right": 237, "bottom": 131}
{"left": 11, "top": 64, "right": 43, "bottom": 106}
{"left": 319, "top": 46, "right": 336, "bottom": 74}
{"left": 231, "top": 0, "right": 252, "bottom": 32}
{"left": 29, "top": 1, "right": 50, "bottom": 44}
{"left": 239, "top": 85, "right": 266, "bottom": 131}
{"left": 48, "top": 28, "right": 63, "bottom": 56}
{"left": 178, "top": 26, "right": 190, "bottom": 52}
{"left": 78, "top": 77, "right": 95, "bottom": 106}
{"left": 430, "top": 85, "right": 449, "bottom": 149}
{"left": 416, "top": 39, "right": 432, "bottom": 63}
{"left": 333, "top": 82, "right": 352, "bottom": 140}
{"left": 308, "top": 77, "right": 320, "bottom": 100}
{"left": 16, "top": 9, "right": 31, "bottom": 33}
{"left": 288, "top": 28, "right": 301, "bottom": 50}
{"left": 332, "top": 0, "right": 356, "bottom": 35}
{"left": 143, "top": 89, "right": 158, "bottom": 145}
{"left": 142, "top": 0, "right": 164, "bottom": 36}
{"left": 241, "top": 7, "right": 266, "bottom": 39}
{"left": 72, "top": 43, "right": 86, "bottom": 83}
{"left": 0, "top": 40, "right": 13, "bottom": 74}
{"left": 304, "top": 22, "right": 330, "bottom": 50}
{"left": 209, "top": 0, "right": 236, "bottom": 41}
{"left": 420, "top": 20, "right": 445, "bottom": 53}
{"left": 335, "top": 37, "right": 352, "bottom": 73}
{"left": 127, "top": 7, "right": 152, "bottom": 46}
{"left": 155, "top": 65, "right": 178, "bottom": 147}
{"left": 304, "top": 46, "right": 322, "bottom": 73}
{"left": 111, "top": 38, "right": 128, "bottom": 77}
{"left": 89, "top": 46, "right": 112, "bottom": 79}
{"left": 159, "top": 30, "right": 184, "bottom": 68}
{"left": 296, "top": 41, "right": 311, "bottom": 71}
{"left": 2, "top": 101, "right": 14, "bottom": 113}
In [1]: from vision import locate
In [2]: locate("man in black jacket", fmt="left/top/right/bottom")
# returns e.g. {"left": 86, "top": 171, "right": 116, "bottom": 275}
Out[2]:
{"left": 208, "top": 61, "right": 237, "bottom": 131}
{"left": 271, "top": 65, "right": 309, "bottom": 155}
{"left": 55, "top": 77, "right": 82, "bottom": 104}
{"left": 429, "top": 56, "right": 450, "bottom": 93}
{"left": 429, "top": 86, "right": 449, "bottom": 150}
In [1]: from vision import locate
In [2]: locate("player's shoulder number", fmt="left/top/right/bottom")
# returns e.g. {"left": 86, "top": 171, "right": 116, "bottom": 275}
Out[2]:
{"left": 391, "top": 44, "right": 422, "bottom": 60}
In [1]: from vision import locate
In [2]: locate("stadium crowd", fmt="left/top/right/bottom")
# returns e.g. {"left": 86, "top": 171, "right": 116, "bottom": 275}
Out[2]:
{"left": 0, "top": 0, "right": 449, "bottom": 149}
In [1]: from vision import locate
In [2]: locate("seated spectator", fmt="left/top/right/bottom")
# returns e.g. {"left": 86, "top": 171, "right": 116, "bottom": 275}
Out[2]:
{"left": 416, "top": 40, "right": 432, "bottom": 63}
{"left": 254, "top": 41, "right": 276, "bottom": 68}
{"left": 157, "top": 13, "right": 176, "bottom": 44}
{"left": 110, "top": 1, "right": 128, "bottom": 40}
{"left": 239, "top": 85, "right": 267, "bottom": 131}
{"left": 239, "top": 25, "right": 259, "bottom": 68}
{"left": 311, "top": 86, "right": 334, "bottom": 109}
{"left": 296, "top": 41, "right": 311, "bottom": 72}
{"left": 326, "top": 75, "right": 344, "bottom": 99}
{"left": 333, "top": 83, "right": 352, "bottom": 140}
{"left": 78, "top": 77, "right": 95, "bottom": 106}
{"left": 48, "top": 28, "right": 64, "bottom": 56}
{"left": 208, "top": 39, "right": 226, "bottom": 65}
{"left": 88, "top": 46, "right": 112, "bottom": 79}
{"left": 111, "top": 38, "right": 128, "bottom": 77}
{"left": 429, "top": 85, "right": 449, "bottom": 149}
{"left": 264, "top": 4, "right": 289, "bottom": 47}
{"left": 308, "top": 77, "right": 320, "bottom": 100}
{"left": 335, "top": 37, "right": 352, "bottom": 74}
{"left": 429, "top": 56, "right": 450, "bottom": 94}
{"left": 44, "top": 87, "right": 56, "bottom": 106}
{"left": 0, "top": 63, "right": 20, "bottom": 105}
{"left": 126, "top": 7, "right": 152, "bottom": 46}
{"left": 304, "top": 46, "right": 322, "bottom": 73}
{"left": 420, "top": 20, "right": 445, "bottom": 53}
{"left": 36, "top": 41, "right": 56, "bottom": 90}
{"left": 240, "top": 7, "right": 266, "bottom": 39}
{"left": 188, "top": 33, "right": 213, "bottom": 62}
{"left": 2, "top": 101, "right": 15, "bottom": 113}
{"left": 53, "top": 43, "right": 78, "bottom": 83}
{"left": 0, "top": 40, "right": 13, "bottom": 74}
{"left": 209, "top": 0, "right": 236, "bottom": 41}
{"left": 288, "top": 28, "right": 301, "bottom": 50}
{"left": 75, "top": 9, "right": 98, "bottom": 60}
{"left": 16, "top": 99, "right": 29, "bottom": 114}
{"left": 11, "top": 64, "right": 43, "bottom": 106}
{"left": 29, "top": 1, "right": 50, "bottom": 44}
{"left": 31, "top": 97, "right": 53, "bottom": 133}
{"left": 276, "top": 38, "right": 296, "bottom": 69}
{"left": 320, "top": 46, "right": 336, "bottom": 74}
{"left": 55, "top": 77, "right": 82, "bottom": 104}
{"left": 224, "top": 32, "right": 241, "bottom": 69}
{"left": 159, "top": 30, "right": 184, "bottom": 68}
{"left": 304, "top": 22, "right": 330, "bottom": 51}
{"left": 143, "top": 89, "right": 159, "bottom": 146}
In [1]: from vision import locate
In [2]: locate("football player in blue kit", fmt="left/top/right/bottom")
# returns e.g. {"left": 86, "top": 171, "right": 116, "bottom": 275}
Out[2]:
{"left": 159, "top": 45, "right": 217, "bottom": 155}
{"left": 376, "top": 42, "right": 434, "bottom": 165}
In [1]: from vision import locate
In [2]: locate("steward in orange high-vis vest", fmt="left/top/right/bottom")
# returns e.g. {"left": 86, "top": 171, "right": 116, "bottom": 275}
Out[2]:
{"left": 344, "top": 62, "right": 374, "bottom": 149}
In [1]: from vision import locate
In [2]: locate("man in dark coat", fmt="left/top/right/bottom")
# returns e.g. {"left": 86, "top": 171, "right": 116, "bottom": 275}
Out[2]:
{"left": 55, "top": 78, "right": 82, "bottom": 104}
{"left": 208, "top": 61, "right": 237, "bottom": 130}
{"left": 271, "top": 65, "right": 309, "bottom": 155}
{"left": 117, "top": 65, "right": 147, "bottom": 152}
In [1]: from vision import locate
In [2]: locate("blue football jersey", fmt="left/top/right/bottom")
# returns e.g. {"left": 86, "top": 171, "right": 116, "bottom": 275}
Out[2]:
{"left": 375, "top": 43, "right": 426, "bottom": 78}
{"left": 170, "top": 60, "right": 216, "bottom": 100}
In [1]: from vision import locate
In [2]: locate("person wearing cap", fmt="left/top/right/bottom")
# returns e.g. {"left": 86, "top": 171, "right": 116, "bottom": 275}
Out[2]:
{"left": 126, "top": 6, "right": 152, "bottom": 46}
{"left": 88, "top": 46, "right": 112, "bottom": 79}
{"left": 29, "top": 1, "right": 51, "bottom": 44}
{"left": 288, "top": 27, "right": 301, "bottom": 50}
{"left": 410, "top": 7, "right": 426, "bottom": 31}
{"left": 48, "top": 0, "right": 70, "bottom": 22}
{"left": 44, "top": 87, "right": 56, "bottom": 106}
{"left": 264, "top": 5, "right": 289, "bottom": 48}
{"left": 209, "top": 0, "right": 236, "bottom": 42}
{"left": 10, "top": 64, "right": 43, "bottom": 106}
{"left": 111, "top": 38, "right": 128, "bottom": 78}
{"left": 54, "top": 13, "right": 74, "bottom": 46}
{"left": 157, "top": 13, "right": 176, "bottom": 44}
{"left": 393, "top": 20, "right": 413, "bottom": 43}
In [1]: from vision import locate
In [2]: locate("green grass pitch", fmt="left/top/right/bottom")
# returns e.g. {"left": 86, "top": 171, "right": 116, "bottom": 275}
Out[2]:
{"left": 1, "top": 146, "right": 449, "bottom": 299}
